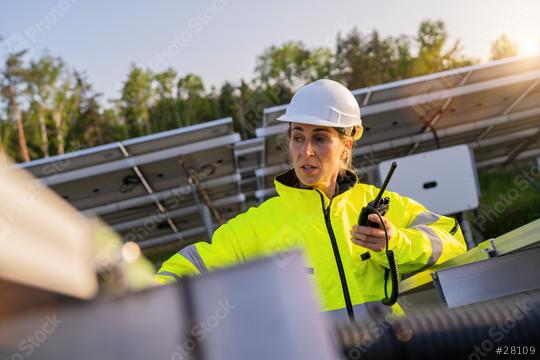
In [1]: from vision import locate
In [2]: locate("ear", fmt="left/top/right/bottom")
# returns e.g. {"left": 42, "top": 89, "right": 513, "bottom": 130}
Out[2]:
{"left": 341, "top": 147, "right": 349, "bottom": 159}
{"left": 343, "top": 138, "right": 353, "bottom": 150}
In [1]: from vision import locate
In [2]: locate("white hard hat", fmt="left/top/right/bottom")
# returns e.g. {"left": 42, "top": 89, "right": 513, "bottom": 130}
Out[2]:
{"left": 277, "top": 79, "right": 363, "bottom": 140}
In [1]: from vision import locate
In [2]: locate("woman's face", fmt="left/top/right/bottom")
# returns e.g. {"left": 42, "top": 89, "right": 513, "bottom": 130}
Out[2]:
{"left": 289, "top": 123, "right": 350, "bottom": 192}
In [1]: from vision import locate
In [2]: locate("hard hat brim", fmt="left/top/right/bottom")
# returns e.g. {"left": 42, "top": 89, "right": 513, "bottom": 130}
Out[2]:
{"left": 276, "top": 114, "right": 349, "bottom": 128}
{"left": 277, "top": 114, "right": 363, "bottom": 141}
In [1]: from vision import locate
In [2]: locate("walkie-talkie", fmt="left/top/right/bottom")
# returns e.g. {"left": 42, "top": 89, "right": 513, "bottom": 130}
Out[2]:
{"left": 358, "top": 161, "right": 399, "bottom": 306}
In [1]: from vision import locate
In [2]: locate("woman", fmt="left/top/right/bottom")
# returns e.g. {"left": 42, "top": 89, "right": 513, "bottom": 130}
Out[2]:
{"left": 156, "top": 79, "right": 466, "bottom": 318}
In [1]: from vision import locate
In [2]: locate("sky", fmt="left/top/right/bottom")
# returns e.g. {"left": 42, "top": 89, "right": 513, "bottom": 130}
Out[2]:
{"left": 2, "top": 0, "right": 540, "bottom": 102}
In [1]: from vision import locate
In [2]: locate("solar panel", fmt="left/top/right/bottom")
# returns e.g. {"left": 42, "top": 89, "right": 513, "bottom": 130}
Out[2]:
{"left": 255, "top": 55, "right": 540, "bottom": 198}
{"left": 19, "top": 118, "right": 243, "bottom": 250}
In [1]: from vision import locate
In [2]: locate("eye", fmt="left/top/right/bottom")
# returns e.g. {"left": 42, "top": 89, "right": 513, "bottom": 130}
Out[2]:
{"left": 315, "top": 135, "right": 328, "bottom": 143}
{"left": 292, "top": 135, "right": 304, "bottom": 143}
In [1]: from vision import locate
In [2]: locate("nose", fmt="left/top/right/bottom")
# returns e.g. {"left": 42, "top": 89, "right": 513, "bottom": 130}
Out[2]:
{"left": 302, "top": 139, "right": 315, "bottom": 157}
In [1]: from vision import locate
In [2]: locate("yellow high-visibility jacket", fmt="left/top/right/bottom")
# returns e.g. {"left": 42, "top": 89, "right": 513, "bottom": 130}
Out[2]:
{"left": 156, "top": 169, "right": 466, "bottom": 315}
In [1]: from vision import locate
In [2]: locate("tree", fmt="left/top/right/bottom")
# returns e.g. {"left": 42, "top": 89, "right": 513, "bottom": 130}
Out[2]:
{"left": 51, "top": 72, "right": 76, "bottom": 155}
{"left": 255, "top": 41, "right": 335, "bottom": 91}
{"left": 65, "top": 72, "right": 120, "bottom": 150}
{"left": 120, "top": 65, "right": 153, "bottom": 138}
{"left": 153, "top": 68, "right": 177, "bottom": 101}
{"left": 0, "top": 114, "right": 15, "bottom": 157}
{"left": 177, "top": 73, "right": 204, "bottom": 100}
{"left": 411, "top": 20, "right": 476, "bottom": 75}
{"left": 335, "top": 29, "right": 411, "bottom": 88}
{"left": 176, "top": 74, "right": 214, "bottom": 126}
{"left": 148, "top": 69, "right": 178, "bottom": 132}
{"left": 25, "top": 55, "right": 64, "bottom": 157}
{"left": 1, "top": 51, "right": 30, "bottom": 162}
{"left": 216, "top": 81, "right": 237, "bottom": 119}
{"left": 490, "top": 34, "right": 518, "bottom": 60}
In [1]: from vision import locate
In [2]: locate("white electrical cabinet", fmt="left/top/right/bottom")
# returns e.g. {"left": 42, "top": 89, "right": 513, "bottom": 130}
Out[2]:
{"left": 378, "top": 145, "right": 479, "bottom": 215}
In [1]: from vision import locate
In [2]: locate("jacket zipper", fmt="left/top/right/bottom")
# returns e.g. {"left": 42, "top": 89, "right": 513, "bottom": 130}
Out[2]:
{"left": 319, "top": 192, "right": 355, "bottom": 321}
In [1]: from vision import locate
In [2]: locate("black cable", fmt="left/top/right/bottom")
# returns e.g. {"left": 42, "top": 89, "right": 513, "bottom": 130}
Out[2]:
{"left": 431, "top": 127, "right": 441, "bottom": 149}
{"left": 368, "top": 206, "right": 399, "bottom": 306}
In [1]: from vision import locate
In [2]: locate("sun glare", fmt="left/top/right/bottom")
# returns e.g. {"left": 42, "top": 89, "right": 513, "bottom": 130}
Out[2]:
{"left": 520, "top": 38, "right": 540, "bottom": 56}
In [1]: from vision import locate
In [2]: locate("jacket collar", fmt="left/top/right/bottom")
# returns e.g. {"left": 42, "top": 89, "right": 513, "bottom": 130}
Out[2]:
{"left": 274, "top": 169, "right": 358, "bottom": 210}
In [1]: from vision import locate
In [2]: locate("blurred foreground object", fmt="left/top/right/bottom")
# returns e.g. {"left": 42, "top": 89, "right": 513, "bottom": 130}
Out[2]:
{"left": 336, "top": 289, "right": 540, "bottom": 359}
{"left": 0, "top": 150, "right": 155, "bottom": 311}
{"left": 0, "top": 252, "right": 338, "bottom": 360}
{"left": 0, "top": 151, "right": 97, "bottom": 300}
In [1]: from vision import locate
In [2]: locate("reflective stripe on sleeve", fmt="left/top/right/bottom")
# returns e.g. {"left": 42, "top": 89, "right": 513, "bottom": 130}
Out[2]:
{"left": 156, "top": 271, "right": 180, "bottom": 280}
{"left": 410, "top": 225, "right": 443, "bottom": 267}
{"left": 179, "top": 245, "right": 208, "bottom": 273}
{"left": 408, "top": 211, "right": 441, "bottom": 227}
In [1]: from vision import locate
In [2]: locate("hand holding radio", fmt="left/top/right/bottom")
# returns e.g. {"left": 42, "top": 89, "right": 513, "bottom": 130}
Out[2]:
{"left": 349, "top": 213, "right": 396, "bottom": 251}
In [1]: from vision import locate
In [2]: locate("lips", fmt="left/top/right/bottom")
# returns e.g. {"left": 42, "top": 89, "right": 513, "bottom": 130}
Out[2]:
{"left": 300, "top": 164, "right": 318, "bottom": 173}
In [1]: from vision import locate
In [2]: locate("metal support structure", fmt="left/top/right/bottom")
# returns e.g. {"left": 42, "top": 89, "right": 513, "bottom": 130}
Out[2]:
{"left": 112, "top": 194, "right": 245, "bottom": 232}
{"left": 234, "top": 138, "right": 265, "bottom": 203}
{"left": 501, "top": 128, "right": 540, "bottom": 167}
{"left": 353, "top": 106, "right": 540, "bottom": 157}
{"left": 469, "top": 128, "right": 538, "bottom": 149}
{"left": 255, "top": 187, "right": 277, "bottom": 201}
{"left": 408, "top": 70, "right": 473, "bottom": 155}
{"left": 118, "top": 143, "right": 179, "bottom": 235}
{"left": 432, "top": 246, "right": 540, "bottom": 308}
{"left": 199, "top": 204, "right": 214, "bottom": 241}
{"left": 82, "top": 174, "right": 240, "bottom": 216}
{"left": 475, "top": 77, "right": 540, "bottom": 142}
{"left": 362, "top": 88, "right": 372, "bottom": 106}
{"left": 138, "top": 226, "right": 206, "bottom": 249}
{"left": 477, "top": 147, "right": 540, "bottom": 169}
{"left": 40, "top": 133, "right": 241, "bottom": 186}
{"left": 179, "top": 159, "right": 224, "bottom": 238}
{"left": 457, "top": 212, "right": 475, "bottom": 249}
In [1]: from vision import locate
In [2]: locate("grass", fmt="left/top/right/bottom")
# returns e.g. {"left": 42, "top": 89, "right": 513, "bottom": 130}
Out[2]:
{"left": 471, "top": 159, "right": 540, "bottom": 241}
